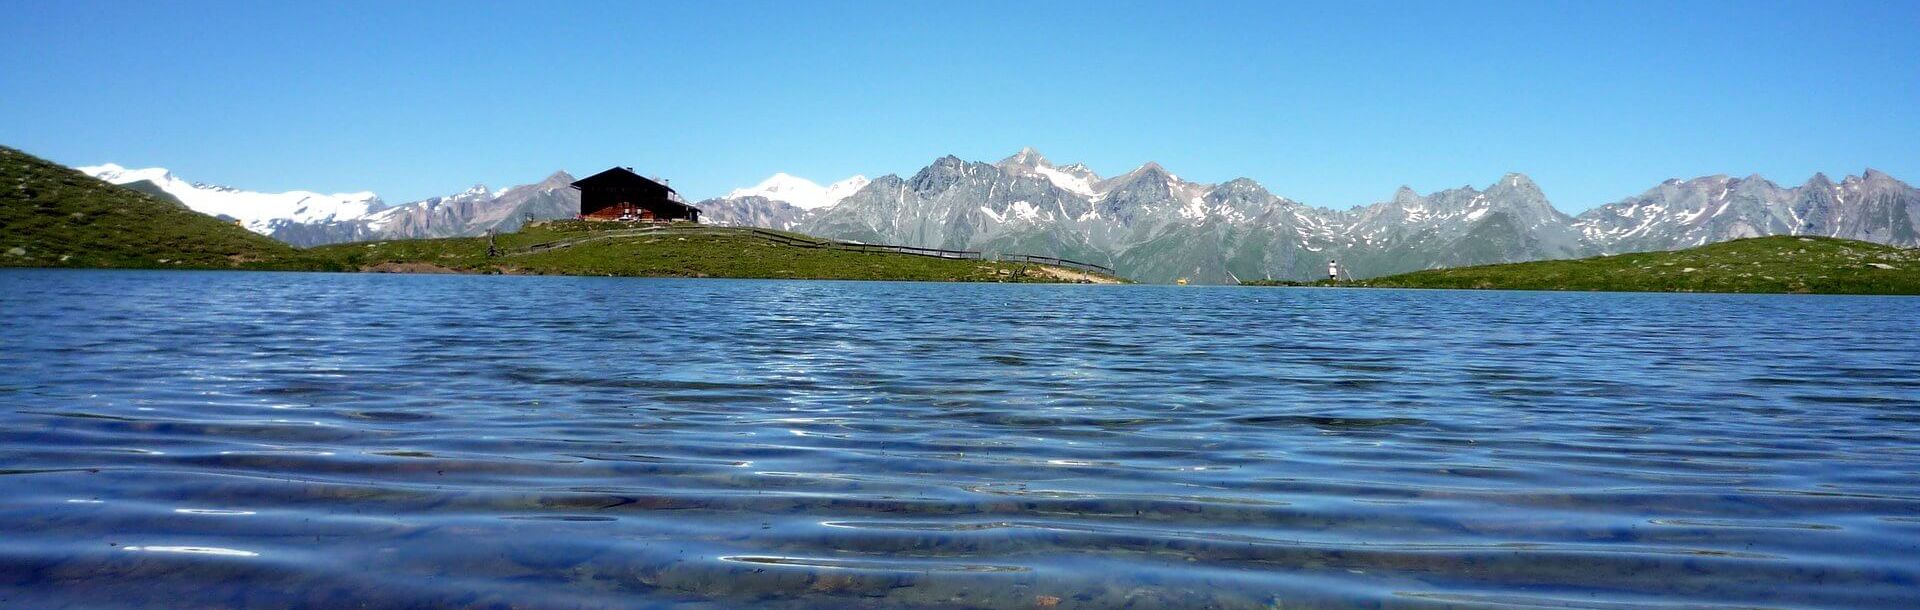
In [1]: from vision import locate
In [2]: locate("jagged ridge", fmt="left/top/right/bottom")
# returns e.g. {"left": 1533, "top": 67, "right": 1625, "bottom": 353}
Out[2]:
{"left": 74, "top": 150, "right": 1919, "bottom": 283}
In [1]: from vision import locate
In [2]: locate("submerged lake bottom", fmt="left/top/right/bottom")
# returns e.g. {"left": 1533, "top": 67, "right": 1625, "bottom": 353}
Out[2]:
{"left": 1, "top": 269, "right": 1917, "bottom": 609}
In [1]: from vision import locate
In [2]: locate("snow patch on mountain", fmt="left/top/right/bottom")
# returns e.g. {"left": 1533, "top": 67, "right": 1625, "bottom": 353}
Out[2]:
{"left": 725, "top": 173, "right": 869, "bottom": 210}
{"left": 1032, "top": 165, "right": 1097, "bottom": 196}
{"left": 78, "top": 163, "right": 384, "bottom": 235}
{"left": 1008, "top": 200, "right": 1049, "bottom": 222}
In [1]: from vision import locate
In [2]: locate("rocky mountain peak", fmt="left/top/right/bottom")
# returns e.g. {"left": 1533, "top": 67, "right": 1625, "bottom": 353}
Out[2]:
{"left": 1734, "top": 173, "right": 1778, "bottom": 191}
{"left": 1096, "top": 163, "right": 1179, "bottom": 200}
{"left": 1218, "top": 177, "right": 1266, "bottom": 193}
{"left": 1494, "top": 172, "right": 1539, "bottom": 191}
{"left": 1047, "top": 163, "right": 1102, "bottom": 189}
{"left": 1000, "top": 147, "right": 1051, "bottom": 168}
{"left": 1207, "top": 178, "right": 1289, "bottom": 213}
{"left": 1485, "top": 173, "right": 1547, "bottom": 203}
{"left": 1725, "top": 176, "right": 1783, "bottom": 203}
{"left": 1860, "top": 168, "right": 1904, "bottom": 186}
{"left": 1116, "top": 161, "right": 1174, "bottom": 184}
{"left": 907, "top": 155, "right": 979, "bottom": 194}
{"left": 1391, "top": 186, "right": 1422, "bottom": 206}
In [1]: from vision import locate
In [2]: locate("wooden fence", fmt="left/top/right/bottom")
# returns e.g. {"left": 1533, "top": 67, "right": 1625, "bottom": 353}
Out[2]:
{"left": 748, "top": 229, "right": 1117, "bottom": 275}
{"left": 744, "top": 229, "right": 982, "bottom": 260}
{"left": 994, "top": 254, "right": 1116, "bottom": 276}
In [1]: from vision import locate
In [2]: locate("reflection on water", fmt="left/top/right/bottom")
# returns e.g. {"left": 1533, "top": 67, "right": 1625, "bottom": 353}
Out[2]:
{"left": 2, "top": 269, "right": 1918, "bottom": 609}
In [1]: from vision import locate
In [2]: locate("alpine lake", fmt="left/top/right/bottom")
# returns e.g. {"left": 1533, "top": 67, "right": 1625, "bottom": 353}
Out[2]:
{"left": 2, "top": 269, "right": 1917, "bottom": 609}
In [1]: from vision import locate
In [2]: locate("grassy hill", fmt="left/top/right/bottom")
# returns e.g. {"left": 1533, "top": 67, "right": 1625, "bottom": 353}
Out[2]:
{"left": 1349, "top": 236, "right": 1920, "bottom": 294}
{"left": 306, "top": 221, "right": 1121, "bottom": 283}
{"left": 1, "top": 146, "right": 304, "bottom": 269}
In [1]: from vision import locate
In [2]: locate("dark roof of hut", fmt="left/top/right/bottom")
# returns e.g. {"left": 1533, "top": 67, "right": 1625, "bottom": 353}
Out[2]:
{"left": 570, "top": 166, "right": 678, "bottom": 193}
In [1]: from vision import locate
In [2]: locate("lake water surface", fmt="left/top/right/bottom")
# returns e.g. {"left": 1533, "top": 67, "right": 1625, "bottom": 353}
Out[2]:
{"left": 2, "top": 269, "right": 1918, "bottom": 609}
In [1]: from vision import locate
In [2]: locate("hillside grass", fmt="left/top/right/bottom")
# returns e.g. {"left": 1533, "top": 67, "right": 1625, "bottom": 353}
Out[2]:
{"left": 305, "top": 221, "right": 1120, "bottom": 283}
{"left": 1, "top": 146, "right": 312, "bottom": 269}
{"left": 1346, "top": 236, "right": 1920, "bottom": 294}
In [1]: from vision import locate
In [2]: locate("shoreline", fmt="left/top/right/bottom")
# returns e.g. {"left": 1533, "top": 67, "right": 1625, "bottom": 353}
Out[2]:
{"left": 0, "top": 264, "right": 1131, "bottom": 285}
{"left": 13, "top": 266, "right": 1918, "bottom": 295}
{"left": 1237, "top": 236, "right": 1920, "bottom": 296}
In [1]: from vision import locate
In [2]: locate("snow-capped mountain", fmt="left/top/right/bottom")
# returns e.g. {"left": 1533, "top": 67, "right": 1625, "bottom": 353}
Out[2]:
{"left": 1574, "top": 170, "right": 1920, "bottom": 253}
{"left": 351, "top": 171, "right": 579, "bottom": 242}
{"left": 799, "top": 149, "right": 1593, "bottom": 283}
{"left": 78, "top": 163, "right": 386, "bottom": 237}
{"left": 1333, "top": 174, "right": 1588, "bottom": 277}
{"left": 692, "top": 196, "right": 814, "bottom": 231}
{"left": 724, "top": 173, "right": 870, "bottom": 210}
{"left": 790, "top": 149, "right": 1918, "bottom": 283}
{"left": 77, "top": 164, "right": 583, "bottom": 247}
{"left": 694, "top": 173, "right": 872, "bottom": 230}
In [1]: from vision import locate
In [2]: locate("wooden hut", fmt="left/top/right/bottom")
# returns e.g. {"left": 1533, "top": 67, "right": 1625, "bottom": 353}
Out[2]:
{"left": 571, "top": 167, "right": 701, "bottom": 223}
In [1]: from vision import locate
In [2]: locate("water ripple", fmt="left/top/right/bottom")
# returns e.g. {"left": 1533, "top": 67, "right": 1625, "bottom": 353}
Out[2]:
{"left": 1, "top": 270, "right": 1918, "bottom": 609}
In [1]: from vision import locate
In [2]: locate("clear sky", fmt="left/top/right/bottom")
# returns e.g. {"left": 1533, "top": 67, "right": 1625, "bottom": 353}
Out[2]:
{"left": 4, "top": 0, "right": 1915, "bottom": 212}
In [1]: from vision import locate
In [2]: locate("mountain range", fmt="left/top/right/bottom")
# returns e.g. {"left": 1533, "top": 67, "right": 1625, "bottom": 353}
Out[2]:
{"left": 78, "top": 150, "right": 1918, "bottom": 283}
{"left": 78, "top": 164, "right": 582, "bottom": 246}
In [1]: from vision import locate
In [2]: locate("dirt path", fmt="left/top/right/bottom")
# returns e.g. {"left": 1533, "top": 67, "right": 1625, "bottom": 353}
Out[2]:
{"left": 1028, "top": 265, "right": 1124, "bottom": 284}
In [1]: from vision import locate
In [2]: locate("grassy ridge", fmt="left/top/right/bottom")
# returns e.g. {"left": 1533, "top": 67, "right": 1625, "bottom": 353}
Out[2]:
{"left": 1349, "top": 236, "right": 1920, "bottom": 294}
{"left": 305, "top": 221, "right": 1114, "bottom": 282}
{"left": 1, "top": 146, "right": 309, "bottom": 269}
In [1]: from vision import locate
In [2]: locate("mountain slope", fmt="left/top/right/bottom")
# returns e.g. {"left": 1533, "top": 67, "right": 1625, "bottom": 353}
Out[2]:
{"left": 1338, "top": 174, "right": 1589, "bottom": 277}
{"left": 2, "top": 147, "right": 300, "bottom": 268}
{"left": 695, "top": 195, "right": 814, "bottom": 230}
{"left": 79, "top": 163, "right": 385, "bottom": 239}
{"left": 695, "top": 173, "right": 871, "bottom": 230}
{"left": 343, "top": 171, "right": 580, "bottom": 243}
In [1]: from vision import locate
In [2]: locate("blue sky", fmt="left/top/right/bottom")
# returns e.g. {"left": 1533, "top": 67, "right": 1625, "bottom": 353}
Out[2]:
{"left": 4, "top": 0, "right": 1915, "bottom": 211}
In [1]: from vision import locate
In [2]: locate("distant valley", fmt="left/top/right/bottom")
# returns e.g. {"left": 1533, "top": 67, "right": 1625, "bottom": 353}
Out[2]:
{"left": 78, "top": 150, "right": 1920, "bottom": 284}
